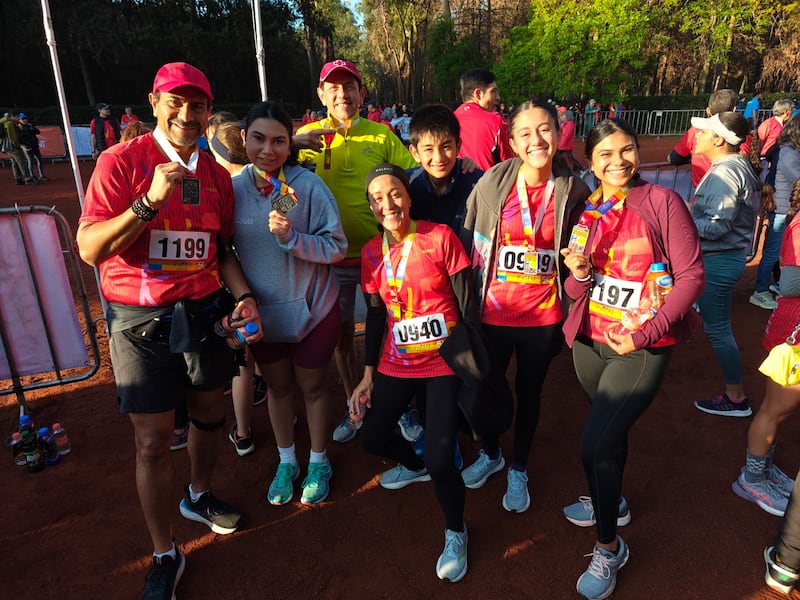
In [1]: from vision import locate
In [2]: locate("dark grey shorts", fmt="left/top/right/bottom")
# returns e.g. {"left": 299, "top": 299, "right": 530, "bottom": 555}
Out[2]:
{"left": 109, "top": 319, "right": 237, "bottom": 414}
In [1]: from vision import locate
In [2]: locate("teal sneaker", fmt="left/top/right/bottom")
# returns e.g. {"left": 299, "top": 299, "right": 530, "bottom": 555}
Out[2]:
{"left": 502, "top": 468, "right": 530, "bottom": 513}
{"left": 267, "top": 462, "right": 300, "bottom": 506}
{"left": 461, "top": 450, "right": 505, "bottom": 489}
{"left": 436, "top": 526, "right": 468, "bottom": 582}
{"left": 300, "top": 462, "right": 332, "bottom": 505}
{"left": 563, "top": 495, "right": 631, "bottom": 527}
{"left": 576, "top": 536, "right": 629, "bottom": 600}
{"left": 379, "top": 464, "right": 431, "bottom": 490}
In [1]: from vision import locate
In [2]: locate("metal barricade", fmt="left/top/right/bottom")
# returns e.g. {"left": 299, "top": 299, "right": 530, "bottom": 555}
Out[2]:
{"left": 0, "top": 205, "right": 101, "bottom": 412}
{"left": 646, "top": 109, "right": 706, "bottom": 137}
{"left": 637, "top": 162, "right": 695, "bottom": 202}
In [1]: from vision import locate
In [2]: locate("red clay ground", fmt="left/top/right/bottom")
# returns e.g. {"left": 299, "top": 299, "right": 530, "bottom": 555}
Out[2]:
{"left": 2, "top": 139, "right": 797, "bottom": 599}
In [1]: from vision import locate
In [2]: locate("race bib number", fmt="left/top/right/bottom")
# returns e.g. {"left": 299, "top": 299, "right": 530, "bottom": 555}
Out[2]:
{"left": 392, "top": 313, "right": 449, "bottom": 354}
{"left": 496, "top": 246, "right": 555, "bottom": 284}
{"left": 588, "top": 273, "right": 642, "bottom": 320}
{"left": 147, "top": 230, "right": 210, "bottom": 272}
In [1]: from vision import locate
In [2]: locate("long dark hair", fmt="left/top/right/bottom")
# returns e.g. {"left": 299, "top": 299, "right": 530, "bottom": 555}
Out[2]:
{"left": 508, "top": 100, "right": 564, "bottom": 169}
{"left": 242, "top": 101, "right": 298, "bottom": 166}
{"left": 584, "top": 118, "right": 639, "bottom": 159}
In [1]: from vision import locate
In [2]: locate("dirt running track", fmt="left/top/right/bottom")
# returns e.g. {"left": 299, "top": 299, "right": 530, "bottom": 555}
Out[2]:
{"left": 1, "top": 138, "right": 797, "bottom": 600}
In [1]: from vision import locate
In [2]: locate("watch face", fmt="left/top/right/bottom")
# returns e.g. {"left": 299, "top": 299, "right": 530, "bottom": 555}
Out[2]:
{"left": 272, "top": 194, "right": 298, "bottom": 214}
{"left": 181, "top": 177, "right": 200, "bottom": 205}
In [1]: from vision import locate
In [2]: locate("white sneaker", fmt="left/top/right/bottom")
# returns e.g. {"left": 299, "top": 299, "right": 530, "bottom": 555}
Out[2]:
{"left": 379, "top": 465, "right": 431, "bottom": 490}
{"left": 750, "top": 291, "right": 777, "bottom": 310}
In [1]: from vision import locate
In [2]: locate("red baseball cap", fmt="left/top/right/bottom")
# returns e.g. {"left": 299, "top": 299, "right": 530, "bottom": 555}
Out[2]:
{"left": 152, "top": 62, "right": 213, "bottom": 102}
{"left": 319, "top": 59, "right": 362, "bottom": 86}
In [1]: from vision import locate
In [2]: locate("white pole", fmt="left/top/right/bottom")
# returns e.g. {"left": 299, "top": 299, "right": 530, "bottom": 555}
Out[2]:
{"left": 252, "top": 0, "right": 268, "bottom": 100}
{"left": 39, "top": 0, "right": 107, "bottom": 315}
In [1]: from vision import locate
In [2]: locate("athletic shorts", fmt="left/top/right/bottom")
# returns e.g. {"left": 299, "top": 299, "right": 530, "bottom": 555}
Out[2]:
{"left": 109, "top": 318, "right": 237, "bottom": 414}
{"left": 334, "top": 265, "right": 361, "bottom": 325}
{"left": 250, "top": 303, "right": 340, "bottom": 370}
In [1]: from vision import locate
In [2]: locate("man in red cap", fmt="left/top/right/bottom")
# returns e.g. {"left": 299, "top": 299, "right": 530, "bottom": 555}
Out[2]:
{"left": 77, "top": 61, "right": 261, "bottom": 600}
{"left": 295, "top": 59, "right": 418, "bottom": 444}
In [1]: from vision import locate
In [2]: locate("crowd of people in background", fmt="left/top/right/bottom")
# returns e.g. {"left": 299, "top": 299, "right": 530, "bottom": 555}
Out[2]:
{"left": 3, "top": 57, "right": 800, "bottom": 600}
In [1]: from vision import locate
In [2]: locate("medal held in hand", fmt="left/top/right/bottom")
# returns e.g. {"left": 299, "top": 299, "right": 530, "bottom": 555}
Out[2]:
{"left": 322, "top": 131, "right": 336, "bottom": 170}
{"left": 181, "top": 176, "right": 200, "bottom": 205}
{"left": 272, "top": 194, "right": 298, "bottom": 214}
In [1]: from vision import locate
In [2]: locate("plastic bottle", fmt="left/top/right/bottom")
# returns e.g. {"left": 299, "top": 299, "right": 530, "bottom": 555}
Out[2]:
{"left": 38, "top": 427, "right": 61, "bottom": 466}
{"left": 610, "top": 298, "right": 655, "bottom": 336}
{"left": 226, "top": 321, "right": 259, "bottom": 350}
{"left": 213, "top": 307, "right": 251, "bottom": 338}
{"left": 19, "top": 414, "right": 35, "bottom": 436}
{"left": 647, "top": 262, "right": 673, "bottom": 309}
{"left": 11, "top": 432, "right": 26, "bottom": 466}
{"left": 349, "top": 394, "right": 370, "bottom": 423}
{"left": 21, "top": 429, "right": 44, "bottom": 473}
{"left": 51, "top": 422, "right": 71, "bottom": 455}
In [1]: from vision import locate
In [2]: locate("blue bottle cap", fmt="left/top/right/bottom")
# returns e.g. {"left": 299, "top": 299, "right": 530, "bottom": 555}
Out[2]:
{"left": 20, "top": 415, "right": 31, "bottom": 425}
{"left": 38, "top": 427, "right": 49, "bottom": 437}
{"left": 650, "top": 262, "right": 666, "bottom": 272}
{"left": 244, "top": 321, "right": 259, "bottom": 335}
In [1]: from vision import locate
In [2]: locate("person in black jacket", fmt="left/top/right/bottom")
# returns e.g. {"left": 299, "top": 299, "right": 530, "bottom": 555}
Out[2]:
{"left": 18, "top": 113, "right": 47, "bottom": 182}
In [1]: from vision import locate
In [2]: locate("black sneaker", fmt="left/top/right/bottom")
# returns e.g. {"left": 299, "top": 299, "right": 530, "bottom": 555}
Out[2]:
{"left": 178, "top": 486, "right": 241, "bottom": 534}
{"left": 253, "top": 375, "right": 268, "bottom": 406}
{"left": 228, "top": 422, "right": 255, "bottom": 457}
{"left": 141, "top": 550, "right": 185, "bottom": 600}
{"left": 765, "top": 545, "right": 800, "bottom": 594}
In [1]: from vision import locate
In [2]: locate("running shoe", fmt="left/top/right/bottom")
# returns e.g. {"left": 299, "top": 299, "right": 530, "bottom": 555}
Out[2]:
{"left": 576, "top": 536, "right": 629, "bottom": 600}
{"left": 461, "top": 450, "right": 505, "bottom": 489}
{"left": 141, "top": 550, "right": 185, "bottom": 600}
{"left": 765, "top": 545, "right": 800, "bottom": 594}
{"left": 768, "top": 465, "right": 796, "bottom": 498}
{"left": 502, "top": 468, "right": 530, "bottom": 513}
{"left": 732, "top": 472, "right": 788, "bottom": 516}
{"left": 301, "top": 462, "right": 332, "bottom": 504}
{"left": 228, "top": 423, "right": 255, "bottom": 457}
{"left": 179, "top": 486, "right": 241, "bottom": 534}
{"left": 750, "top": 291, "right": 778, "bottom": 310}
{"left": 332, "top": 409, "right": 361, "bottom": 443}
{"left": 436, "top": 526, "right": 468, "bottom": 582}
{"left": 268, "top": 462, "right": 300, "bottom": 505}
{"left": 169, "top": 425, "right": 189, "bottom": 452}
{"left": 398, "top": 408, "right": 423, "bottom": 442}
{"left": 379, "top": 465, "right": 431, "bottom": 490}
{"left": 694, "top": 393, "right": 752, "bottom": 417}
{"left": 563, "top": 495, "right": 631, "bottom": 527}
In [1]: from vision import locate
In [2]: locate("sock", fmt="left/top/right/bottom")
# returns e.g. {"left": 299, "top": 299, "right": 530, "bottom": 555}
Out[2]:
{"left": 744, "top": 450, "right": 768, "bottom": 483}
{"left": 189, "top": 483, "right": 208, "bottom": 502}
{"left": 309, "top": 449, "right": 328, "bottom": 464}
{"left": 766, "top": 444, "right": 777, "bottom": 471}
{"left": 510, "top": 463, "right": 526, "bottom": 473}
{"left": 154, "top": 542, "right": 177, "bottom": 560}
{"left": 278, "top": 444, "right": 298, "bottom": 467}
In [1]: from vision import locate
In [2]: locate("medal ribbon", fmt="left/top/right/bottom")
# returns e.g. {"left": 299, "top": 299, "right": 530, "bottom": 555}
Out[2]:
{"left": 253, "top": 165, "right": 299, "bottom": 202}
{"left": 581, "top": 184, "right": 630, "bottom": 221}
{"left": 382, "top": 221, "right": 418, "bottom": 319}
{"left": 152, "top": 126, "right": 198, "bottom": 173}
{"left": 515, "top": 170, "right": 555, "bottom": 246}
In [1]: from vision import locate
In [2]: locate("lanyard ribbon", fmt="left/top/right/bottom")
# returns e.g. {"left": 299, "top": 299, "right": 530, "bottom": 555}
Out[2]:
{"left": 253, "top": 165, "right": 298, "bottom": 201}
{"left": 515, "top": 170, "right": 555, "bottom": 244}
{"left": 152, "top": 127, "right": 199, "bottom": 173}
{"left": 581, "top": 185, "right": 630, "bottom": 222}
{"left": 382, "top": 221, "right": 417, "bottom": 318}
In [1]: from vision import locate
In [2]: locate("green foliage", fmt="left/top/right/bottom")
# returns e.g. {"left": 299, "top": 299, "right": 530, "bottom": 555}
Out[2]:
{"left": 427, "top": 18, "right": 485, "bottom": 102}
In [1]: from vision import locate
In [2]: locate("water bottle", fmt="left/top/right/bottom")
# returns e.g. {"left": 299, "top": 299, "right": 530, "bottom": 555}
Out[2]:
{"left": 226, "top": 321, "right": 259, "bottom": 350}
{"left": 610, "top": 299, "right": 655, "bottom": 336}
{"left": 349, "top": 394, "right": 370, "bottom": 423}
{"left": 11, "top": 432, "right": 26, "bottom": 466}
{"left": 21, "top": 429, "right": 44, "bottom": 473}
{"left": 214, "top": 307, "right": 251, "bottom": 338}
{"left": 38, "top": 427, "right": 61, "bottom": 466}
{"left": 19, "top": 414, "right": 35, "bottom": 436}
{"left": 646, "top": 262, "right": 673, "bottom": 309}
{"left": 51, "top": 422, "right": 71, "bottom": 455}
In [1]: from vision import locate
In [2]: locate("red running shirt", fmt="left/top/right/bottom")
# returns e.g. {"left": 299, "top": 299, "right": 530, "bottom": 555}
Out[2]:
{"left": 763, "top": 216, "right": 800, "bottom": 351}
{"left": 361, "top": 221, "right": 471, "bottom": 378}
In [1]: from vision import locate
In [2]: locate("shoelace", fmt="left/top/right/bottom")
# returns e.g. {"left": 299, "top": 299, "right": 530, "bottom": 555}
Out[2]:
{"left": 443, "top": 531, "right": 465, "bottom": 557}
{"left": 576, "top": 495, "right": 595, "bottom": 515}
{"left": 584, "top": 547, "right": 615, "bottom": 580}
{"left": 508, "top": 471, "right": 526, "bottom": 493}
{"left": 274, "top": 464, "right": 296, "bottom": 486}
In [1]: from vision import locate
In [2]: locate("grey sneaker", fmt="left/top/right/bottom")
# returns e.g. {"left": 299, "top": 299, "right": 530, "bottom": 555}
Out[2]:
{"left": 502, "top": 468, "right": 531, "bottom": 513}
{"left": 563, "top": 495, "right": 631, "bottom": 527}
{"left": 732, "top": 472, "right": 788, "bottom": 516}
{"left": 768, "top": 465, "right": 795, "bottom": 498}
{"left": 379, "top": 464, "right": 431, "bottom": 490}
{"left": 461, "top": 450, "right": 505, "bottom": 489}
{"left": 332, "top": 409, "right": 361, "bottom": 443}
{"left": 750, "top": 290, "right": 778, "bottom": 310}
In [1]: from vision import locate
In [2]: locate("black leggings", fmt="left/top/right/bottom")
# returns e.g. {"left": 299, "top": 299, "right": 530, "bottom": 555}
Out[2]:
{"left": 360, "top": 373, "right": 464, "bottom": 531}
{"left": 482, "top": 322, "right": 563, "bottom": 468}
{"left": 572, "top": 336, "right": 672, "bottom": 544}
